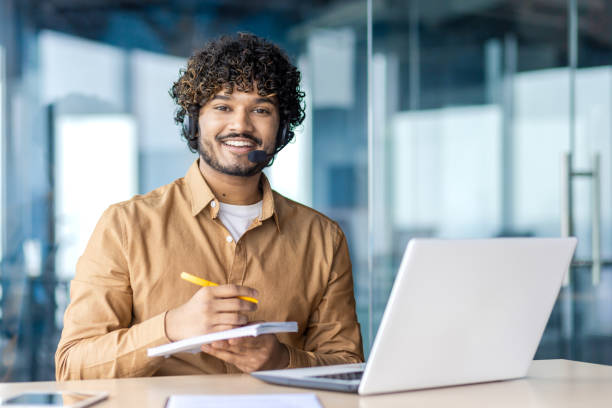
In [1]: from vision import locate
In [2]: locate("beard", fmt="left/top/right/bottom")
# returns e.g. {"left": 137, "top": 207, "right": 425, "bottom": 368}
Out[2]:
{"left": 198, "top": 135, "right": 266, "bottom": 177}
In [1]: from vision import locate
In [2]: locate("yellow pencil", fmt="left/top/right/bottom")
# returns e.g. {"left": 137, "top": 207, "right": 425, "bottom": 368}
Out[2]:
{"left": 180, "top": 272, "right": 259, "bottom": 304}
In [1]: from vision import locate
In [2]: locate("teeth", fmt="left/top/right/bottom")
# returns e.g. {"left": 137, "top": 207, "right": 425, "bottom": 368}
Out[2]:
{"left": 224, "top": 140, "right": 254, "bottom": 147}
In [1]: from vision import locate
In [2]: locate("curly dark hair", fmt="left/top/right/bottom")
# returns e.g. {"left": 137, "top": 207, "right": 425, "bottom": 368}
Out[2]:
{"left": 170, "top": 33, "right": 306, "bottom": 157}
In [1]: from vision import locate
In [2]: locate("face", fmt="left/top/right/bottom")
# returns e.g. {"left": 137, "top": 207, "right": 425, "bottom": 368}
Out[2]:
{"left": 197, "top": 85, "right": 280, "bottom": 177}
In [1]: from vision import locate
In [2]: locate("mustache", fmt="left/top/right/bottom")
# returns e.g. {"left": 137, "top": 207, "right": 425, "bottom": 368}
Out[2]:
{"left": 216, "top": 133, "right": 262, "bottom": 146}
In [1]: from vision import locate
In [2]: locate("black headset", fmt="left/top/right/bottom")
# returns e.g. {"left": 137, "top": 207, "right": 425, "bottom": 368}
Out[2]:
{"left": 187, "top": 105, "right": 199, "bottom": 143}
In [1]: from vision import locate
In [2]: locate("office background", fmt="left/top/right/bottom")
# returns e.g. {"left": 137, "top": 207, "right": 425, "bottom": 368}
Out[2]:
{"left": 0, "top": 0, "right": 611, "bottom": 381}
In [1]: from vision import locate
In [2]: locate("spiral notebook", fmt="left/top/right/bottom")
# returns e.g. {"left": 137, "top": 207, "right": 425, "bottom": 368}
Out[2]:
{"left": 147, "top": 322, "right": 298, "bottom": 358}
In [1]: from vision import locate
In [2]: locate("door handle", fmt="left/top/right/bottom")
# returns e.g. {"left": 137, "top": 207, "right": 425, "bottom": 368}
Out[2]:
{"left": 561, "top": 153, "right": 573, "bottom": 287}
{"left": 591, "top": 153, "right": 601, "bottom": 286}
{"left": 561, "top": 152, "right": 602, "bottom": 286}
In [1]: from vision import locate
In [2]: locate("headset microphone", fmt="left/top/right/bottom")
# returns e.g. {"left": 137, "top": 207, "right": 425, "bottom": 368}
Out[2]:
{"left": 248, "top": 150, "right": 273, "bottom": 164}
{"left": 247, "top": 123, "right": 289, "bottom": 164}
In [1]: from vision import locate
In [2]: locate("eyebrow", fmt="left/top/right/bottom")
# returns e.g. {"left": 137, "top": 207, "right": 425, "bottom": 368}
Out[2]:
{"left": 210, "top": 94, "right": 231, "bottom": 101}
{"left": 254, "top": 97, "right": 276, "bottom": 105}
{"left": 209, "top": 94, "right": 277, "bottom": 105}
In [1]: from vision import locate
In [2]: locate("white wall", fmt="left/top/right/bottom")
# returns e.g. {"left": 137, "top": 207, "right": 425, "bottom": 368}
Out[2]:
{"left": 40, "top": 30, "right": 126, "bottom": 110}
{"left": 131, "top": 49, "right": 186, "bottom": 151}
{"left": 392, "top": 105, "right": 502, "bottom": 238}
{"left": 131, "top": 49, "right": 195, "bottom": 192}
{"left": 308, "top": 28, "right": 355, "bottom": 109}
{"left": 54, "top": 114, "right": 137, "bottom": 279}
{"left": 266, "top": 55, "right": 313, "bottom": 207}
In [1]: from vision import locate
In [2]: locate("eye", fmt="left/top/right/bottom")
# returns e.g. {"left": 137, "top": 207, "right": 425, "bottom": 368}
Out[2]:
{"left": 214, "top": 105, "right": 230, "bottom": 112}
{"left": 253, "top": 107, "right": 270, "bottom": 114}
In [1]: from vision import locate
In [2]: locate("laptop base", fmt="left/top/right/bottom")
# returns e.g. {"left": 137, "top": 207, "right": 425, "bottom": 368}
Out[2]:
{"left": 252, "top": 372, "right": 360, "bottom": 393}
{"left": 252, "top": 363, "right": 365, "bottom": 393}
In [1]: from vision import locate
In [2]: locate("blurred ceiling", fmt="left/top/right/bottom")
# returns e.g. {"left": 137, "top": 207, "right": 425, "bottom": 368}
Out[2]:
{"left": 14, "top": 0, "right": 612, "bottom": 56}
{"left": 23, "top": 0, "right": 337, "bottom": 55}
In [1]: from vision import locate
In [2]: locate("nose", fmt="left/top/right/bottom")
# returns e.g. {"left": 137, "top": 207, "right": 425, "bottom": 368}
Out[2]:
{"left": 228, "top": 108, "right": 254, "bottom": 134}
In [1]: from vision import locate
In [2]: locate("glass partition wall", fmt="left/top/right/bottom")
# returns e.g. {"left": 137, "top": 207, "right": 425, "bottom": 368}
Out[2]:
{"left": 570, "top": 0, "right": 612, "bottom": 363}
{"left": 0, "top": 0, "right": 611, "bottom": 381}
{"left": 370, "top": 0, "right": 612, "bottom": 363}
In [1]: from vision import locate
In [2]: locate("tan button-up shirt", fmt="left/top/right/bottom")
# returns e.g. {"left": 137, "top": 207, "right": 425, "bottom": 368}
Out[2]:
{"left": 55, "top": 160, "right": 364, "bottom": 380}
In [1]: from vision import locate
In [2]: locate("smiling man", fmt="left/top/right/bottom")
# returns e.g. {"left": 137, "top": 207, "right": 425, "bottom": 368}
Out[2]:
{"left": 55, "top": 33, "right": 364, "bottom": 380}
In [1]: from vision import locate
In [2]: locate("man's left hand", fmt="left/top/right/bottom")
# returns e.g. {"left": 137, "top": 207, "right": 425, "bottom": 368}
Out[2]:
{"left": 200, "top": 334, "right": 289, "bottom": 372}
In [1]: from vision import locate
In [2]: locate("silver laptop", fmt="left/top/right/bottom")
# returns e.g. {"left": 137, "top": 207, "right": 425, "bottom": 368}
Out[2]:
{"left": 252, "top": 238, "right": 577, "bottom": 395}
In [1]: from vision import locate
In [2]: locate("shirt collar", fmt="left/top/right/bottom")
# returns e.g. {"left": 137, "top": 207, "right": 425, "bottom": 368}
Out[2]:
{"left": 185, "top": 159, "right": 281, "bottom": 231}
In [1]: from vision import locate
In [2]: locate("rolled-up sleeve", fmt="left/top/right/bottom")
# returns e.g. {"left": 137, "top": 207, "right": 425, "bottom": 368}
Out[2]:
{"left": 286, "top": 228, "right": 364, "bottom": 368}
{"left": 55, "top": 206, "right": 170, "bottom": 381}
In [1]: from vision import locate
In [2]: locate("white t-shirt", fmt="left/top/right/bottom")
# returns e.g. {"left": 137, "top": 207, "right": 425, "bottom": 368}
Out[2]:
{"left": 218, "top": 200, "right": 263, "bottom": 242}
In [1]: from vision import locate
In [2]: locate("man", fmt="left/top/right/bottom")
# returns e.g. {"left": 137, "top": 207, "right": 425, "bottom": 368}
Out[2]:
{"left": 55, "top": 33, "right": 363, "bottom": 380}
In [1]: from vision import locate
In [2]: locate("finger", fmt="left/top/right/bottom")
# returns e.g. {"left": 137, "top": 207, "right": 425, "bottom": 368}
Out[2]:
{"left": 211, "top": 284, "right": 258, "bottom": 300}
{"left": 209, "top": 340, "right": 249, "bottom": 355}
{"left": 213, "top": 312, "right": 248, "bottom": 326}
{"left": 209, "top": 340, "right": 231, "bottom": 349}
{"left": 227, "top": 337, "right": 246, "bottom": 347}
{"left": 210, "top": 324, "right": 242, "bottom": 333}
{"left": 213, "top": 298, "right": 257, "bottom": 313}
{"left": 227, "top": 337, "right": 251, "bottom": 350}
{"left": 201, "top": 344, "right": 241, "bottom": 365}
{"left": 228, "top": 336, "right": 261, "bottom": 347}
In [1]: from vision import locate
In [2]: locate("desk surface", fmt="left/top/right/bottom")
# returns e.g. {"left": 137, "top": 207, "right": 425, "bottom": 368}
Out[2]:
{"left": 1, "top": 360, "right": 611, "bottom": 407}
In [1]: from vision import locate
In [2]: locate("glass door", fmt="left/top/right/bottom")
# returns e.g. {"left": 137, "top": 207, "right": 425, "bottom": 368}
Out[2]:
{"left": 369, "top": 0, "right": 611, "bottom": 363}
{"left": 558, "top": 0, "right": 612, "bottom": 363}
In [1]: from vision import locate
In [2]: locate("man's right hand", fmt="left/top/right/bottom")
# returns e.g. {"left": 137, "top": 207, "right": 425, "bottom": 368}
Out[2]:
{"left": 164, "top": 284, "right": 258, "bottom": 342}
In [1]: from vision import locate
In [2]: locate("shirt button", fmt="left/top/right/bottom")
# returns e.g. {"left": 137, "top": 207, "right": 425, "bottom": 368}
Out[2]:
{"left": 210, "top": 201, "right": 216, "bottom": 208}
{"left": 226, "top": 235, "right": 233, "bottom": 243}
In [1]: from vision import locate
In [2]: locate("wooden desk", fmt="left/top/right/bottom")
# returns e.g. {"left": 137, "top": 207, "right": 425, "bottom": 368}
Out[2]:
{"left": 1, "top": 360, "right": 611, "bottom": 407}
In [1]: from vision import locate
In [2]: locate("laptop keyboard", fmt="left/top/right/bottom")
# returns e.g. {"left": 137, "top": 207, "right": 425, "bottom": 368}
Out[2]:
{"left": 312, "top": 371, "right": 363, "bottom": 381}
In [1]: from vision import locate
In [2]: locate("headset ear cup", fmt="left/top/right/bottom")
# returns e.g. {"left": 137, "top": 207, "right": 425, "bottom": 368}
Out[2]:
{"left": 189, "top": 114, "right": 196, "bottom": 140}
{"left": 278, "top": 124, "right": 289, "bottom": 148}
{"left": 188, "top": 106, "right": 200, "bottom": 142}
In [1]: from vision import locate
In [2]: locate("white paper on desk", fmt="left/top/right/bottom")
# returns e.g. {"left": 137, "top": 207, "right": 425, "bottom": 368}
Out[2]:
{"left": 165, "top": 394, "right": 322, "bottom": 408}
{"left": 147, "top": 322, "right": 298, "bottom": 358}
